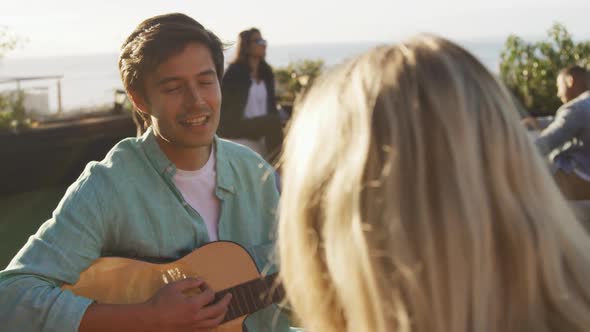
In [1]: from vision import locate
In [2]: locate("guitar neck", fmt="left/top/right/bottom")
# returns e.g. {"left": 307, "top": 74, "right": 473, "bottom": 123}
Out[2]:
{"left": 214, "top": 273, "right": 284, "bottom": 322}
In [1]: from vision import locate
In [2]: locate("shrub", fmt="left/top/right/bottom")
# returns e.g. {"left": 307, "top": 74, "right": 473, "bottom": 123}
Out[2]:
{"left": 499, "top": 23, "right": 590, "bottom": 116}
{"left": 275, "top": 59, "right": 324, "bottom": 105}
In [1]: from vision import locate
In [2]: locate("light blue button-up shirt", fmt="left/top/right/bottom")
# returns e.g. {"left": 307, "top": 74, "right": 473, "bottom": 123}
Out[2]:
{"left": 536, "top": 91, "right": 590, "bottom": 178}
{"left": 0, "top": 128, "right": 290, "bottom": 332}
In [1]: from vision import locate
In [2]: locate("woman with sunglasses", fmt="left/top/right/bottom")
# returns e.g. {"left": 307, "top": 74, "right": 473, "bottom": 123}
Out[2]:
{"left": 219, "top": 28, "right": 283, "bottom": 162}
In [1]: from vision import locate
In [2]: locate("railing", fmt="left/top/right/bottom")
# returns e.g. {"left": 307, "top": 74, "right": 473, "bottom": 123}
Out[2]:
{"left": 0, "top": 75, "right": 64, "bottom": 114}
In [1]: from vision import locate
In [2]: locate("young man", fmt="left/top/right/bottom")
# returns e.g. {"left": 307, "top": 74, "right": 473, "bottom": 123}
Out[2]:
{"left": 0, "top": 13, "right": 290, "bottom": 332}
{"left": 523, "top": 65, "right": 590, "bottom": 199}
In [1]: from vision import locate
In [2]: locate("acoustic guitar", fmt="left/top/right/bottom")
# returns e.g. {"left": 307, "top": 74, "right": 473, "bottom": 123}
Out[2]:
{"left": 63, "top": 241, "right": 284, "bottom": 332}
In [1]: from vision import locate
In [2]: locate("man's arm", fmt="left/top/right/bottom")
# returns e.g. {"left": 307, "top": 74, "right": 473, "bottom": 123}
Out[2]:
{"left": 0, "top": 173, "right": 106, "bottom": 332}
{"left": 535, "top": 106, "right": 583, "bottom": 156}
{"left": 536, "top": 115, "right": 555, "bottom": 130}
{"left": 0, "top": 168, "right": 231, "bottom": 332}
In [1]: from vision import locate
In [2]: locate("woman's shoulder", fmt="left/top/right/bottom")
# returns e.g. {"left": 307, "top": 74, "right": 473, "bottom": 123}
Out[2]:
{"left": 222, "top": 62, "right": 250, "bottom": 86}
{"left": 224, "top": 62, "right": 249, "bottom": 76}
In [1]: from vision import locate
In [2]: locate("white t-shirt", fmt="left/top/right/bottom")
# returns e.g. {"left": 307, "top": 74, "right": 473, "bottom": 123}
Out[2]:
{"left": 172, "top": 148, "right": 220, "bottom": 241}
{"left": 232, "top": 79, "right": 268, "bottom": 155}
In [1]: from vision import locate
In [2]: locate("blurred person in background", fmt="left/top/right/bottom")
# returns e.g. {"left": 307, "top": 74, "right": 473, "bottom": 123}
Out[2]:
{"left": 522, "top": 65, "right": 590, "bottom": 199}
{"left": 219, "top": 28, "right": 284, "bottom": 163}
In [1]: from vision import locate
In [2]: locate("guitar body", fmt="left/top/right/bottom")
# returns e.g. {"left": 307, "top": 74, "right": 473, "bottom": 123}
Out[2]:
{"left": 63, "top": 241, "right": 265, "bottom": 332}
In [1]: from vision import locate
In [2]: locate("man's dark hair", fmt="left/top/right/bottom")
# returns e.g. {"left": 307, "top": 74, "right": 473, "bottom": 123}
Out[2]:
{"left": 560, "top": 65, "right": 589, "bottom": 89}
{"left": 119, "top": 13, "right": 226, "bottom": 128}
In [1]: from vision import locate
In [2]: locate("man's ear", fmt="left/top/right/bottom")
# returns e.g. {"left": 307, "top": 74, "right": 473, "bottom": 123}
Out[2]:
{"left": 128, "top": 90, "right": 150, "bottom": 116}
{"left": 565, "top": 74, "right": 575, "bottom": 88}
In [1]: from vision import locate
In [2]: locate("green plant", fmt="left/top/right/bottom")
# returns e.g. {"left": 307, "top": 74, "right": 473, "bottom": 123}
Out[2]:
{"left": 275, "top": 59, "right": 324, "bottom": 104}
{"left": 0, "top": 110, "right": 14, "bottom": 128}
{"left": 0, "top": 27, "right": 26, "bottom": 130}
{"left": 11, "top": 90, "right": 26, "bottom": 123}
{"left": 500, "top": 23, "right": 590, "bottom": 116}
{"left": 0, "top": 26, "right": 20, "bottom": 58}
{"left": 0, "top": 91, "right": 31, "bottom": 130}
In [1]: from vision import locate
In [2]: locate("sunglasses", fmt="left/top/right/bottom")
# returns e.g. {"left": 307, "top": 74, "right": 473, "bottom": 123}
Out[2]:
{"left": 252, "top": 38, "right": 267, "bottom": 46}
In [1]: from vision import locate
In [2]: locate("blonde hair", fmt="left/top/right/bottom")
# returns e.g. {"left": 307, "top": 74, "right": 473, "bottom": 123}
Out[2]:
{"left": 278, "top": 35, "right": 590, "bottom": 332}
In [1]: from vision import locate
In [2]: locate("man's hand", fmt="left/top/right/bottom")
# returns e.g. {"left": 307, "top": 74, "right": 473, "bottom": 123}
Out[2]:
{"left": 521, "top": 116, "right": 540, "bottom": 131}
{"left": 146, "top": 278, "right": 232, "bottom": 332}
{"left": 79, "top": 278, "right": 231, "bottom": 332}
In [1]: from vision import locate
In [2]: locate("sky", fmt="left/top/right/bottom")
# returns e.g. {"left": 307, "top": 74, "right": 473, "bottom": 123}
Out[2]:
{"left": 1, "top": 0, "right": 589, "bottom": 58}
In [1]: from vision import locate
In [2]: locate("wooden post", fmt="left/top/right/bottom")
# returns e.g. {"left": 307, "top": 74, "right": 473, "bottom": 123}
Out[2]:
{"left": 57, "top": 79, "right": 63, "bottom": 114}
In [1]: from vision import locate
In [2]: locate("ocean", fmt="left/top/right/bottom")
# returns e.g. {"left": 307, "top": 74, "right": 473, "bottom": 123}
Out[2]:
{"left": 0, "top": 40, "right": 505, "bottom": 112}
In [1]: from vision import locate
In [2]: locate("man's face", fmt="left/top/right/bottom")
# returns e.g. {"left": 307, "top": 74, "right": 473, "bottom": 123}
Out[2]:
{"left": 134, "top": 42, "right": 221, "bottom": 152}
{"left": 556, "top": 73, "right": 570, "bottom": 104}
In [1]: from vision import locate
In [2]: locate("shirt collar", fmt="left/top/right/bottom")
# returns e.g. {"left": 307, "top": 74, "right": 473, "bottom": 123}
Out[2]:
{"left": 139, "top": 127, "right": 236, "bottom": 194}
{"left": 140, "top": 127, "right": 174, "bottom": 176}
{"left": 214, "top": 136, "right": 236, "bottom": 194}
{"left": 562, "top": 90, "right": 590, "bottom": 109}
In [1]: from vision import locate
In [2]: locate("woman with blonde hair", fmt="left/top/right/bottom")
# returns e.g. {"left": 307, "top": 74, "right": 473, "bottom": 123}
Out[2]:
{"left": 278, "top": 35, "right": 590, "bottom": 332}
